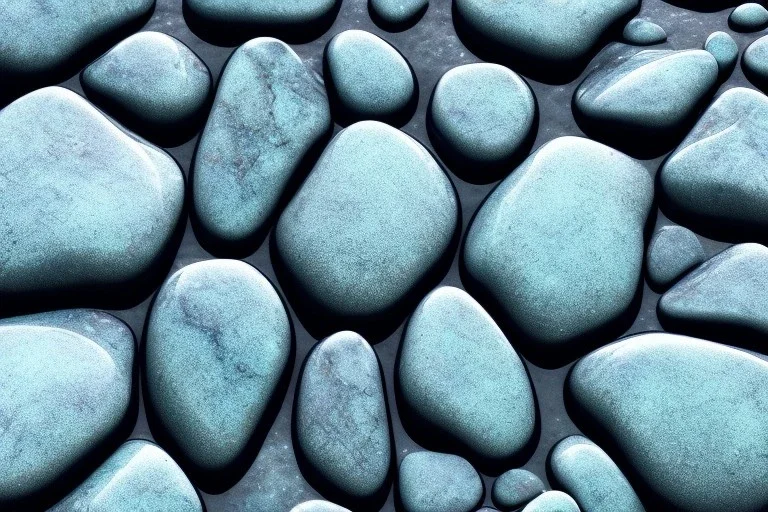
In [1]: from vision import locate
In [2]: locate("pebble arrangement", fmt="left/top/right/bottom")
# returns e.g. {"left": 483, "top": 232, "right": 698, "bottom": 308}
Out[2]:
{"left": 2, "top": 0, "right": 768, "bottom": 511}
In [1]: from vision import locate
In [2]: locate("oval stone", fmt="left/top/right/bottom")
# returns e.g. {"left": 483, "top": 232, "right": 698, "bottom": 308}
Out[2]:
{"left": 398, "top": 286, "right": 536, "bottom": 463}
{"left": 398, "top": 451, "right": 482, "bottom": 512}
{"left": 743, "top": 35, "right": 768, "bottom": 92}
{"left": 729, "top": 3, "right": 768, "bottom": 31}
{"left": 145, "top": 259, "right": 291, "bottom": 474}
{"left": 646, "top": 225, "right": 705, "bottom": 289}
{"left": 522, "top": 491, "right": 581, "bottom": 512}
{"left": 370, "top": 0, "right": 428, "bottom": 28}
{"left": 492, "top": 469, "right": 546, "bottom": 510}
{"left": 623, "top": 19, "right": 667, "bottom": 45}
{"left": 704, "top": 31, "right": 739, "bottom": 77}
{"left": 291, "top": 501, "right": 351, "bottom": 512}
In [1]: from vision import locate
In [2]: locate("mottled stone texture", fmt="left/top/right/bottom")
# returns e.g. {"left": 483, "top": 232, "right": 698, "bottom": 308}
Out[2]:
{"left": 398, "top": 451, "right": 483, "bottom": 512}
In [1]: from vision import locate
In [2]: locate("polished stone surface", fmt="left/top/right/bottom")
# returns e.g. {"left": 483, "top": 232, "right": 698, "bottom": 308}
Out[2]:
{"left": 623, "top": 19, "right": 667, "bottom": 45}
{"left": 646, "top": 225, "right": 706, "bottom": 289}
{"left": 492, "top": 469, "right": 545, "bottom": 510}
{"left": 729, "top": 3, "right": 768, "bottom": 31}
{"left": 398, "top": 451, "right": 483, "bottom": 512}
{"left": 704, "top": 31, "right": 739, "bottom": 77}
{"left": 522, "top": 491, "right": 581, "bottom": 512}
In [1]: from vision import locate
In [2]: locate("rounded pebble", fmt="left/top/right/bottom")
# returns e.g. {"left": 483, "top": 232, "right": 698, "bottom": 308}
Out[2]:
{"left": 522, "top": 491, "right": 581, "bottom": 512}
{"left": 623, "top": 19, "right": 667, "bottom": 45}
{"left": 370, "top": 0, "right": 428, "bottom": 29}
{"left": 743, "top": 34, "right": 768, "bottom": 91}
{"left": 290, "top": 500, "right": 352, "bottom": 512}
{"left": 398, "top": 451, "right": 483, "bottom": 512}
{"left": 705, "top": 31, "right": 739, "bottom": 77}
{"left": 729, "top": 3, "right": 768, "bottom": 31}
{"left": 492, "top": 469, "right": 545, "bottom": 510}
{"left": 646, "top": 225, "right": 706, "bottom": 289}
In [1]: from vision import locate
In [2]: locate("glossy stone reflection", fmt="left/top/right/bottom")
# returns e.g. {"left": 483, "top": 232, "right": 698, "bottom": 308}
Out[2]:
{"left": 398, "top": 451, "right": 483, "bottom": 512}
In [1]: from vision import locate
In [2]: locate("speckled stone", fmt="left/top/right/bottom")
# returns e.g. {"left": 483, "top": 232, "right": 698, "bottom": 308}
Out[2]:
{"left": 743, "top": 34, "right": 768, "bottom": 91}
{"left": 522, "top": 491, "right": 581, "bottom": 512}
{"left": 398, "top": 286, "right": 536, "bottom": 462}
{"left": 705, "top": 31, "right": 739, "bottom": 77}
{"left": 50, "top": 441, "right": 202, "bottom": 512}
{"left": 569, "top": 332, "right": 768, "bottom": 511}
{"left": 185, "top": 0, "right": 339, "bottom": 31}
{"left": 463, "top": 136, "right": 653, "bottom": 351}
{"left": 145, "top": 259, "right": 291, "bottom": 474}
{"left": 275, "top": 121, "right": 458, "bottom": 320}
{"left": 370, "top": 0, "right": 428, "bottom": 27}
{"left": 646, "top": 225, "right": 705, "bottom": 289}
{"left": 398, "top": 451, "right": 483, "bottom": 512}
{"left": 193, "top": 38, "right": 331, "bottom": 248}
{"left": 623, "top": 19, "right": 667, "bottom": 45}
{"left": 0, "top": 87, "right": 184, "bottom": 298}
{"left": 492, "top": 469, "right": 545, "bottom": 510}
{"left": 290, "top": 501, "right": 352, "bottom": 512}
{"left": 295, "top": 332, "right": 391, "bottom": 501}
{"left": 659, "top": 87, "right": 768, "bottom": 238}
{"left": 0, "top": 311, "right": 134, "bottom": 504}
{"left": 550, "top": 435, "right": 644, "bottom": 512}
{"left": 729, "top": 3, "right": 768, "bottom": 31}
{"left": 325, "top": 30, "right": 416, "bottom": 123}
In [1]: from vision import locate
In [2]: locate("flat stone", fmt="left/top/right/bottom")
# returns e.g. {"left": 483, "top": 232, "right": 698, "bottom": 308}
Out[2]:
{"left": 295, "top": 332, "right": 391, "bottom": 502}
{"left": 370, "top": 0, "right": 428, "bottom": 27}
{"left": 704, "top": 31, "right": 739, "bottom": 77}
{"left": 398, "top": 451, "right": 482, "bottom": 512}
{"left": 623, "top": 19, "right": 667, "bottom": 45}
{"left": 50, "top": 441, "right": 202, "bottom": 511}
{"left": 184, "top": 0, "right": 339, "bottom": 33}
{"left": 492, "top": 469, "right": 545, "bottom": 510}
{"left": 398, "top": 286, "right": 536, "bottom": 462}
{"left": 729, "top": 3, "right": 768, "bottom": 31}
{"left": 646, "top": 225, "right": 705, "bottom": 289}
{"left": 550, "top": 435, "right": 644, "bottom": 512}
{"left": 290, "top": 501, "right": 351, "bottom": 512}
{"left": 743, "top": 34, "right": 768, "bottom": 91}
{"left": 0, "top": 87, "right": 184, "bottom": 299}
{"left": 522, "top": 492, "right": 581, "bottom": 512}
{"left": 275, "top": 121, "right": 458, "bottom": 320}
{"left": 325, "top": 30, "right": 416, "bottom": 123}
{"left": 463, "top": 136, "right": 653, "bottom": 354}
{"left": 145, "top": 259, "right": 291, "bottom": 474}
{"left": 568, "top": 332, "right": 768, "bottom": 511}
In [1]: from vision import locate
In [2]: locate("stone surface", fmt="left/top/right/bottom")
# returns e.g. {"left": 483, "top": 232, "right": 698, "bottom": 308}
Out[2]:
{"left": 492, "top": 469, "right": 545, "bottom": 510}
{"left": 623, "top": 19, "right": 667, "bottom": 45}
{"left": 704, "top": 31, "right": 738, "bottom": 77}
{"left": 295, "top": 332, "right": 391, "bottom": 501}
{"left": 0, "top": 87, "right": 184, "bottom": 299}
{"left": 743, "top": 34, "right": 768, "bottom": 91}
{"left": 370, "top": 0, "right": 428, "bottom": 27}
{"left": 51, "top": 441, "right": 202, "bottom": 512}
{"left": 290, "top": 501, "right": 351, "bottom": 512}
{"left": 192, "top": 37, "right": 330, "bottom": 249}
{"left": 569, "top": 332, "right": 768, "bottom": 511}
{"left": 398, "top": 451, "right": 482, "bottom": 512}
{"left": 522, "top": 492, "right": 581, "bottom": 512}
{"left": 145, "top": 259, "right": 291, "bottom": 474}
{"left": 646, "top": 225, "right": 705, "bottom": 289}
{"left": 550, "top": 435, "right": 644, "bottom": 512}
{"left": 729, "top": 3, "right": 768, "bottom": 31}
{"left": 398, "top": 286, "right": 536, "bottom": 462}
{"left": 463, "top": 136, "right": 653, "bottom": 353}
{"left": 184, "top": 0, "right": 339, "bottom": 32}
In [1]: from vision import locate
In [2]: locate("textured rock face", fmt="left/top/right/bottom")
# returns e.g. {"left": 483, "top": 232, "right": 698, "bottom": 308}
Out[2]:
{"left": 743, "top": 34, "right": 768, "bottom": 91}
{"left": 569, "top": 332, "right": 768, "bottom": 512}
{"left": 492, "top": 469, "right": 545, "bottom": 510}
{"left": 704, "top": 31, "right": 738, "bottom": 77}
{"left": 646, "top": 225, "right": 705, "bottom": 289}
{"left": 522, "top": 491, "right": 581, "bottom": 512}
{"left": 623, "top": 19, "right": 667, "bottom": 45}
{"left": 398, "top": 451, "right": 483, "bottom": 512}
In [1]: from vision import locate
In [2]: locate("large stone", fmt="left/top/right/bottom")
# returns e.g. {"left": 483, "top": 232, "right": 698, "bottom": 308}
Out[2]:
{"left": 398, "top": 451, "right": 482, "bottom": 512}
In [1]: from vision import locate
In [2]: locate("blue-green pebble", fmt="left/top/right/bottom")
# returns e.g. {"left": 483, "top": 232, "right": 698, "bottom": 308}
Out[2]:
{"left": 371, "top": 0, "right": 427, "bottom": 26}
{"left": 646, "top": 225, "right": 705, "bottom": 289}
{"left": 184, "top": 0, "right": 339, "bottom": 30}
{"left": 398, "top": 451, "right": 482, "bottom": 512}
{"left": 145, "top": 259, "right": 291, "bottom": 473}
{"left": 730, "top": 3, "right": 768, "bottom": 31}
{"left": 398, "top": 286, "right": 536, "bottom": 462}
{"left": 569, "top": 332, "right": 768, "bottom": 511}
{"left": 522, "top": 491, "right": 581, "bottom": 512}
{"left": 291, "top": 501, "right": 351, "bottom": 512}
{"left": 705, "top": 31, "right": 739, "bottom": 77}
{"left": 743, "top": 34, "right": 768, "bottom": 91}
{"left": 492, "top": 469, "right": 545, "bottom": 510}
{"left": 623, "top": 19, "right": 667, "bottom": 45}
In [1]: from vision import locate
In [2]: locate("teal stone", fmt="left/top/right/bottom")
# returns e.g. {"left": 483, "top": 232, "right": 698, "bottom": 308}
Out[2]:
{"left": 549, "top": 435, "right": 644, "bottom": 512}
{"left": 291, "top": 501, "right": 351, "bottom": 512}
{"left": 492, "top": 469, "right": 546, "bottom": 510}
{"left": 370, "top": 0, "right": 428, "bottom": 28}
{"left": 705, "top": 31, "right": 739, "bottom": 77}
{"left": 428, "top": 63, "right": 536, "bottom": 181}
{"left": 324, "top": 30, "right": 416, "bottom": 124}
{"left": 729, "top": 3, "right": 768, "bottom": 31}
{"left": 463, "top": 137, "right": 653, "bottom": 358}
{"left": 295, "top": 332, "right": 391, "bottom": 502}
{"left": 50, "top": 440, "right": 202, "bottom": 512}
{"left": 398, "top": 286, "right": 536, "bottom": 463}
{"left": 0, "top": 87, "right": 184, "bottom": 300}
{"left": 398, "top": 451, "right": 483, "bottom": 512}
{"left": 743, "top": 35, "right": 768, "bottom": 91}
{"left": 193, "top": 38, "right": 331, "bottom": 250}
{"left": 659, "top": 87, "right": 768, "bottom": 240}
{"left": 623, "top": 19, "right": 667, "bottom": 45}
{"left": 569, "top": 332, "right": 768, "bottom": 511}
{"left": 145, "top": 259, "right": 291, "bottom": 475}
{"left": 275, "top": 121, "right": 458, "bottom": 323}
{"left": 0, "top": 312, "right": 134, "bottom": 504}
{"left": 646, "top": 225, "right": 705, "bottom": 289}
{"left": 522, "top": 491, "right": 581, "bottom": 512}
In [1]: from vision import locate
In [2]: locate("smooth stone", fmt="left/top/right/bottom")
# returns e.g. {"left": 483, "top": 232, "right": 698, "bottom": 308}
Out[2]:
{"left": 193, "top": 37, "right": 330, "bottom": 248}
{"left": 729, "top": 3, "right": 768, "bottom": 31}
{"left": 646, "top": 225, "right": 705, "bottom": 289}
{"left": 522, "top": 492, "right": 581, "bottom": 512}
{"left": 295, "top": 332, "right": 391, "bottom": 501}
{"left": 398, "top": 286, "right": 536, "bottom": 462}
{"left": 291, "top": 501, "right": 351, "bottom": 512}
{"left": 325, "top": 30, "right": 416, "bottom": 123}
{"left": 398, "top": 451, "right": 483, "bottom": 512}
{"left": 569, "top": 332, "right": 768, "bottom": 511}
{"left": 0, "top": 87, "right": 184, "bottom": 298}
{"left": 743, "top": 35, "right": 768, "bottom": 91}
{"left": 0, "top": 313, "right": 134, "bottom": 503}
{"left": 659, "top": 87, "right": 768, "bottom": 239}
{"left": 275, "top": 121, "right": 458, "bottom": 320}
{"left": 463, "top": 136, "right": 653, "bottom": 352}
{"left": 550, "top": 435, "right": 644, "bottom": 512}
{"left": 623, "top": 19, "right": 667, "bottom": 45}
{"left": 370, "top": 0, "right": 428, "bottom": 27}
{"left": 145, "top": 259, "right": 291, "bottom": 474}
{"left": 184, "top": 0, "right": 339, "bottom": 33}
{"left": 50, "top": 441, "right": 202, "bottom": 512}
{"left": 492, "top": 469, "right": 546, "bottom": 510}
{"left": 705, "top": 31, "right": 739, "bottom": 77}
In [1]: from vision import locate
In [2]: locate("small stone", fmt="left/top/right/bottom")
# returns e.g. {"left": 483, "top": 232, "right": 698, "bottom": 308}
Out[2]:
{"left": 623, "top": 19, "right": 667, "bottom": 45}
{"left": 50, "top": 441, "right": 202, "bottom": 512}
{"left": 743, "top": 34, "right": 768, "bottom": 91}
{"left": 324, "top": 30, "right": 416, "bottom": 124}
{"left": 290, "top": 501, "right": 351, "bottom": 512}
{"left": 704, "top": 31, "right": 739, "bottom": 77}
{"left": 522, "top": 492, "right": 581, "bottom": 512}
{"left": 370, "top": 0, "right": 428, "bottom": 28}
{"left": 550, "top": 436, "right": 644, "bottom": 512}
{"left": 295, "top": 332, "right": 391, "bottom": 502}
{"left": 646, "top": 225, "right": 705, "bottom": 289}
{"left": 492, "top": 469, "right": 545, "bottom": 510}
{"left": 398, "top": 451, "right": 483, "bottom": 512}
{"left": 729, "top": 3, "right": 768, "bottom": 31}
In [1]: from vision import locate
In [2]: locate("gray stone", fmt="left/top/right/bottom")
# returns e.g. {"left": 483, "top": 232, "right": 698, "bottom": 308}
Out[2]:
{"left": 291, "top": 501, "right": 351, "bottom": 512}
{"left": 646, "top": 225, "right": 705, "bottom": 289}
{"left": 492, "top": 469, "right": 545, "bottom": 510}
{"left": 398, "top": 451, "right": 482, "bottom": 512}
{"left": 623, "top": 19, "right": 667, "bottom": 45}
{"left": 370, "top": 0, "right": 428, "bottom": 27}
{"left": 184, "top": 0, "right": 339, "bottom": 33}
{"left": 705, "top": 31, "right": 739, "bottom": 77}
{"left": 743, "top": 34, "right": 768, "bottom": 91}
{"left": 522, "top": 492, "right": 581, "bottom": 512}
{"left": 729, "top": 3, "right": 768, "bottom": 31}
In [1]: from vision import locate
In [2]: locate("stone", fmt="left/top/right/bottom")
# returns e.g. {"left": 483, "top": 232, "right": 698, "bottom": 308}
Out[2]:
{"left": 704, "top": 31, "right": 739, "bottom": 77}
{"left": 0, "top": 87, "right": 184, "bottom": 300}
{"left": 0, "top": 311, "right": 134, "bottom": 504}
{"left": 295, "top": 332, "right": 391, "bottom": 502}
{"left": 646, "top": 225, "right": 705, "bottom": 289}
{"left": 398, "top": 286, "right": 536, "bottom": 462}
{"left": 463, "top": 136, "right": 653, "bottom": 355}
{"left": 522, "top": 492, "right": 581, "bottom": 512}
{"left": 145, "top": 259, "right": 291, "bottom": 474}
{"left": 729, "top": 3, "right": 768, "bottom": 31}
{"left": 50, "top": 441, "right": 202, "bottom": 512}
{"left": 492, "top": 469, "right": 546, "bottom": 510}
{"left": 398, "top": 451, "right": 483, "bottom": 512}
{"left": 370, "top": 0, "right": 428, "bottom": 28}
{"left": 275, "top": 121, "right": 458, "bottom": 321}
{"left": 324, "top": 30, "right": 416, "bottom": 123}
{"left": 428, "top": 63, "right": 536, "bottom": 180}
{"left": 623, "top": 19, "right": 667, "bottom": 45}
{"left": 291, "top": 501, "right": 352, "bottom": 512}
{"left": 569, "top": 332, "right": 768, "bottom": 511}
{"left": 193, "top": 38, "right": 331, "bottom": 249}
{"left": 743, "top": 34, "right": 768, "bottom": 91}
{"left": 549, "top": 435, "right": 644, "bottom": 512}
